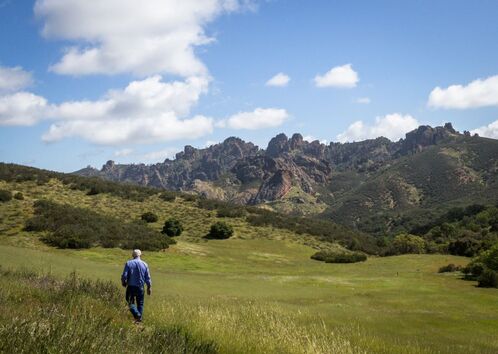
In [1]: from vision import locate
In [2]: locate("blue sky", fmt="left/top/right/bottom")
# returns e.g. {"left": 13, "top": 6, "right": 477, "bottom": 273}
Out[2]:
{"left": 1, "top": 0, "right": 498, "bottom": 172}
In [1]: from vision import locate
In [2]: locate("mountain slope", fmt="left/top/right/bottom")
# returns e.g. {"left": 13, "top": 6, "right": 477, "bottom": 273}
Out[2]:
{"left": 75, "top": 123, "right": 498, "bottom": 235}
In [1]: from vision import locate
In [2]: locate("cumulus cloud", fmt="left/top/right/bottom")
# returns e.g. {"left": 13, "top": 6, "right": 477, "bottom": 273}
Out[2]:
{"left": 0, "top": 65, "right": 33, "bottom": 93}
{"left": 314, "top": 64, "right": 359, "bottom": 88}
{"left": 217, "top": 108, "right": 289, "bottom": 130}
{"left": 41, "top": 76, "right": 212, "bottom": 144}
{"left": 265, "top": 73, "right": 290, "bottom": 87}
{"left": 1, "top": 75, "right": 214, "bottom": 144}
{"left": 471, "top": 120, "right": 498, "bottom": 139}
{"left": 428, "top": 75, "right": 498, "bottom": 109}
{"left": 34, "top": 0, "right": 252, "bottom": 77}
{"left": 0, "top": 92, "right": 48, "bottom": 126}
{"left": 337, "top": 113, "right": 419, "bottom": 143}
{"left": 356, "top": 97, "right": 371, "bottom": 104}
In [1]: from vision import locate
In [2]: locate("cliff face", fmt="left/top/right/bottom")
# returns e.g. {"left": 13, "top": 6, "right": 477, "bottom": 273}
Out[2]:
{"left": 75, "top": 123, "right": 471, "bottom": 204}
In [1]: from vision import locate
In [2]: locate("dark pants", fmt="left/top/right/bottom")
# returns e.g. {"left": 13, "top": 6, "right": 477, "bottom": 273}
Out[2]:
{"left": 125, "top": 286, "right": 144, "bottom": 320}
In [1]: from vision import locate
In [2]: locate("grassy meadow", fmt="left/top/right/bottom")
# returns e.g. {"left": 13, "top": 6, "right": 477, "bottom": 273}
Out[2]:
{"left": 1, "top": 179, "right": 498, "bottom": 353}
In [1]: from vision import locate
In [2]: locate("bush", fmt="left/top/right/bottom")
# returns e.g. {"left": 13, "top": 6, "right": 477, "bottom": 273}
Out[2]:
{"left": 141, "top": 212, "right": 158, "bottom": 223}
{"left": 159, "top": 192, "right": 176, "bottom": 202}
{"left": 162, "top": 218, "right": 183, "bottom": 237}
{"left": 389, "top": 233, "right": 426, "bottom": 255}
{"left": 13, "top": 192, "right": 24, "bottom": 200}
{"left": 438, "top": 264, "right": 462, "bottom": 273}
{"left": 206, "top": 222, "right": 233, "bottom": 240}
{"left": 87, "top": 186, "right": 101, "bottom": 195}
{"left": 477, "top": 269, "right": 498, "bottom": 288}
{"left": 311, "top": 250, "right": 367, "bottom": 263}
{"left": 0, "top": 189, "right": 12, "bottom": 202}
{"left": 26, "top": 200, "right": 173, "bottom": 251}
{"left": 462, "top": 262, "right": 485, "bottom": 280}
{"left": 217, "top": 206, "right": 246, "bottom": 218}
{"left": 448, "top": 236, "right": 481, "bottom": 257}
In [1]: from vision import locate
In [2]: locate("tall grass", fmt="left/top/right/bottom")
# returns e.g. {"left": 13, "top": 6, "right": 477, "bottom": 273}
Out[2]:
{"left": 0, "top": 268, "right": 218, "bottom": 354}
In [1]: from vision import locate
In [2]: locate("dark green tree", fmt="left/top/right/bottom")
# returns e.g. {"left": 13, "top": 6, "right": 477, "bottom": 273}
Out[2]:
{"left": 162, "top": 218, "right": 183, "bottom": 237}
{"left": 206, "top": 221, "right": 233, "bottom": 239}
{"left": 141, "top": 212, "right": 158, "bottom": 223}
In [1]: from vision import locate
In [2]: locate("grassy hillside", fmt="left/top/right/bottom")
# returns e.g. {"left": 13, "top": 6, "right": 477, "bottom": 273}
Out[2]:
{"left": 1, "top": 167, "right": 498, "bottom": 353}
{"left": 323, "top": 137, "right": 498, "bottom": 236}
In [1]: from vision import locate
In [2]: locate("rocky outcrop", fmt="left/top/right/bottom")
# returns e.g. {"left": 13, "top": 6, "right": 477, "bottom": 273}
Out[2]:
{"left": 399, "top": 123, "right": 458, "bottom": 155}
{"left": 74, "top": 123, "right": 465, "bottom": 205}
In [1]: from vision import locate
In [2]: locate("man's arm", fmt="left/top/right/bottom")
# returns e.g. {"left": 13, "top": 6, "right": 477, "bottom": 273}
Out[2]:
{"left": 121, "top": 263, "right": 129, "bottom": 287}
{"left": 145, "top": 265, "right": 151, "bottom": 295}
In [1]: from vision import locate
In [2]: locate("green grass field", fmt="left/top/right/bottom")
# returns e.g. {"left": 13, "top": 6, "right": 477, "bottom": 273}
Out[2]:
{"left": 1, "top": 179, "right": 498, "bottom": 353}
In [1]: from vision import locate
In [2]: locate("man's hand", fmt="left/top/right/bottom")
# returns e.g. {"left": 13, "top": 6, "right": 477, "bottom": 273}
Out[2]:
{"left": 147, "top": 287, "right": 151, "bottom": 296}
{"left": 122, "top": 282, "right": 127, "bottom": 288}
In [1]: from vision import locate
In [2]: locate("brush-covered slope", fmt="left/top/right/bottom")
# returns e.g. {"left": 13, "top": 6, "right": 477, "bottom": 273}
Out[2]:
{"left": 75, "top": 123, "right": 498, "bottom": 235}
{"left": 322, "top": 135, "right": 498, "bottom": 235}
{"left": 0, "top": 163, "right": 376, "bottom": 253}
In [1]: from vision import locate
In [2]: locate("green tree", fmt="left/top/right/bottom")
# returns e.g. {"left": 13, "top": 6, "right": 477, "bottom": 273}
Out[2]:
{"left": 206, "top": 221, "right": 233, "bottom": 240}
{"left": 162, "top": 218, "right": 183, "bottom": 237}
{"left": 390, "top": 233, "right": 426, "bottom": 255}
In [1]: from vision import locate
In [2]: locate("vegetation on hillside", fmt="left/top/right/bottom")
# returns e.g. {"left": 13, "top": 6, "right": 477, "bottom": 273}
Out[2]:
{"left": 462, "top": 243, "right": 498, "bottom": 288}
{"left": 25, "top": 200, "right": 175, "bottom": 250}
{"left": 311, "top": 249, "right": 367, "bottom": 263}
{"left": 0, "top": 163, "right": 372, "bottom": 253}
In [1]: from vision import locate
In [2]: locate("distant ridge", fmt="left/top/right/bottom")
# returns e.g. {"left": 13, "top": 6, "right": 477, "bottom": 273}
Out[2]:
{"left": 75, "top": 123, "right": 498, "bottom": 234}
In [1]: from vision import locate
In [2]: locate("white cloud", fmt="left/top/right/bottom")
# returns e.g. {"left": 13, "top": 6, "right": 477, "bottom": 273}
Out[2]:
{"left": 471, "top": 120, "right": 498, "bottom": 139}
{"left": 35, "top": 0, "right": 252, "bottom": 77}
{"left": 356, "top": 97, "right": 371, "bottom": 104}
{"left": 114, "top": 148, "right": 134, "bottom": 157}
{"left": 0, "top": 65, "right": 33, "bottom": 93}
{"left": 0, "top": 92, "right": 48, "bottom": 126}
{"left": 428, "top": 75, "right": 498, "bottom": 109}
{"left": 337, "top": 113, "right": 419, "bottom": 143}
{"left": 217, "top": 108, "right": 289, "bottom": 130}
{"left": 265, "top": 73, "right": 290, "bottom": 87}
{"left": 314, "top": 64, "right": 359, "bottom": 88}
{"left": 0, "top": 75, "right": 214, "bottom": 144}
{"left": 142, "top": 148, "right": 179, "bottom": 162}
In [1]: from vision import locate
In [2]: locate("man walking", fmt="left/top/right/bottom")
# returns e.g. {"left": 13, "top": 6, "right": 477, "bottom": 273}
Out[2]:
{"left": 121, "top": 249, "right": 151, "bottom": 323}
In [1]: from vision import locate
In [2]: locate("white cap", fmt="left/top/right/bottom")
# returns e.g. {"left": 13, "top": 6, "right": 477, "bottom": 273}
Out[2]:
{"left": 132, "top": 249, "right": 142, "bottom": 258}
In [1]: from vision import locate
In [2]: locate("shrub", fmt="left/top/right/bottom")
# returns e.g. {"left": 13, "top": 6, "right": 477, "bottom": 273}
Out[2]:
{"left": 448, "top": 236, "right": 481, "bottom": 257}
{"left": 26, "top": 200, "right": 173, "bottom": 251}
{"left": 462, "top": 262, "right": 485, "bottom": 280}
{"left": 162, "top": 218, "right": 183, "bottom": 237}
{"left": 477, "top": 269, "right": 498, "bottom": 288}
{"left": 438, "top": 264, "right": 462, "bottom": 273}
{"left": 141, "top": 212, "right": 158, "bottom": 223}
{"left": 180, "top": 194, "right": 197, "bottom": 202}
{"left": 159, "top": 192, "right": 176, "bottom": 202}
{"left": 87, "top": 187, "right": 101, "bottom": 195}
{"left": 0, "top": 189, "right": 12, "bottom": 202}
{"left": 217, "top": 206, "right": 246, "bottom": 218}
{"left": 206, "top": 221, "right": 233, "bottom": 240}
{"left": 389, "top": 233, "right": 426, "bottom": 255}
{"left": 311, "top": 250, "right": 367, "bottom": 263}
{"left": 13, "top": 192, "right": 24, "bottom": 200}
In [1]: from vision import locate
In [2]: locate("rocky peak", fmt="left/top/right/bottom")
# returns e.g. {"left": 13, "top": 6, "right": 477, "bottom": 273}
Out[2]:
{"left": 400, "top": 123, "right": 459, "bottom": 154}
{"left": 266, "top": 133, "right": 289, "bottom": 157}
{"left": 289, "top": 133, "right": 305, "bottom": 150}
{"left": 102, "top": 160, "right": 116, "bottom": 172}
